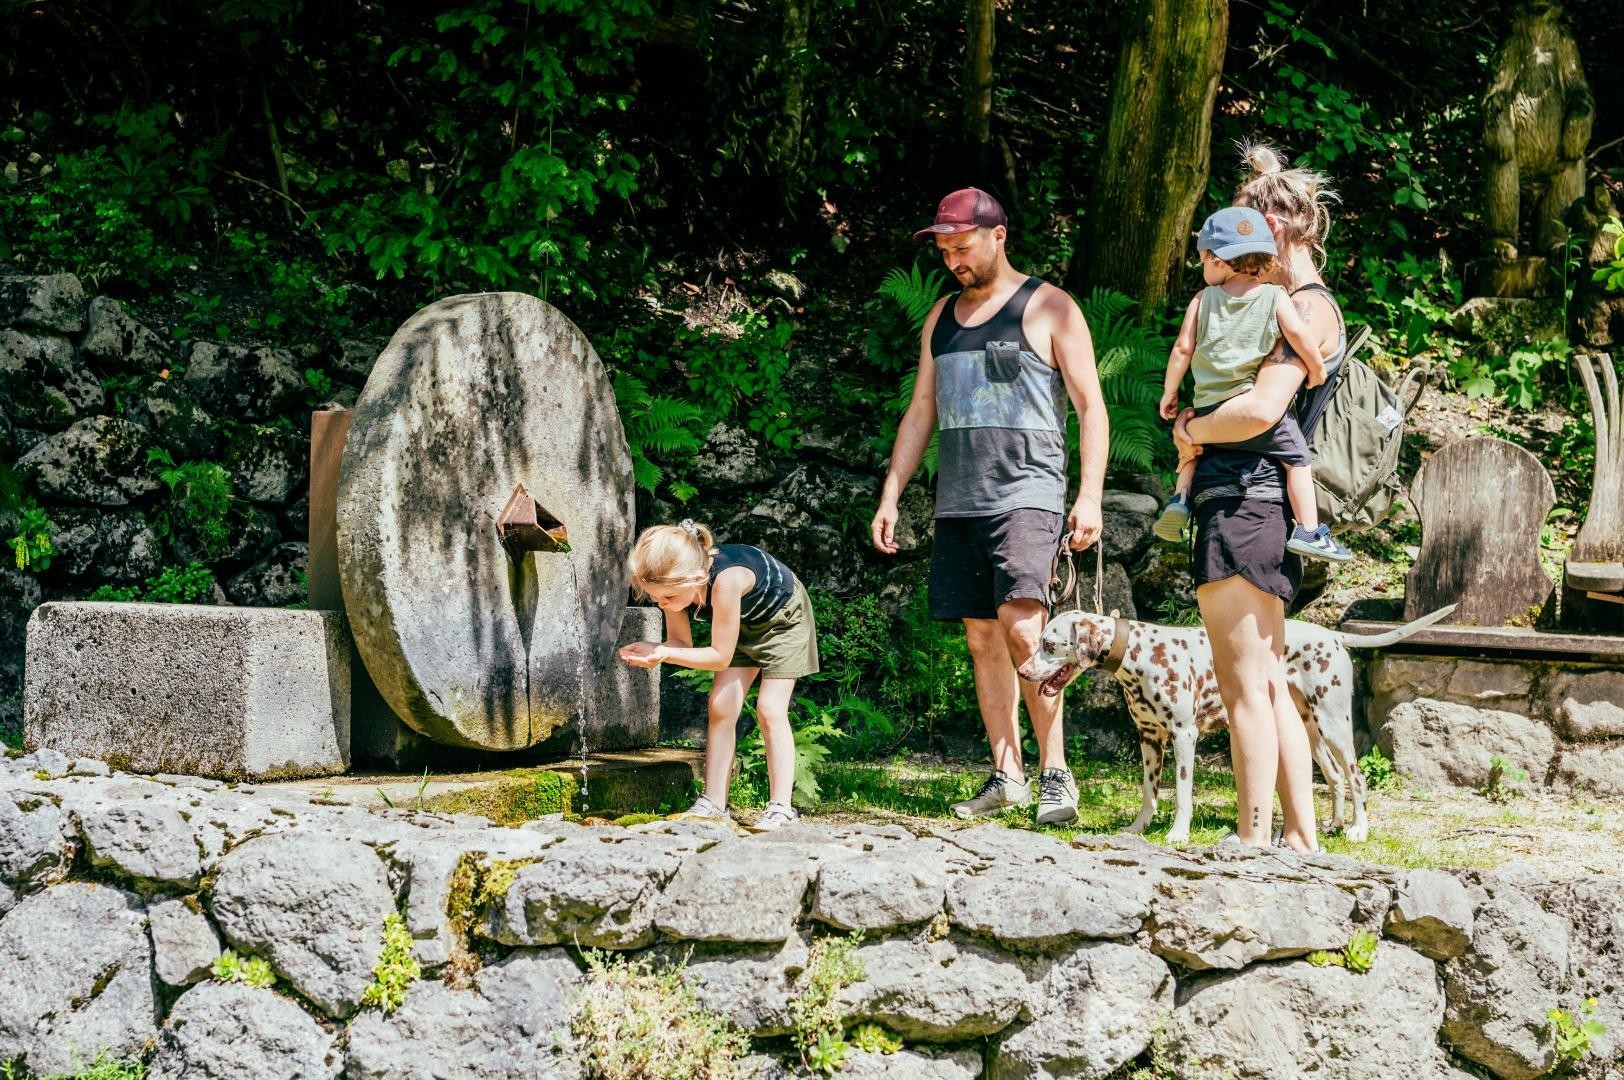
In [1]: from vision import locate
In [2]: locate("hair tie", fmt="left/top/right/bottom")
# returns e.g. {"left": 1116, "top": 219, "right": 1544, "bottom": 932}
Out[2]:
{"left": 678, "top": 518, "right": 699, "bottom": 538}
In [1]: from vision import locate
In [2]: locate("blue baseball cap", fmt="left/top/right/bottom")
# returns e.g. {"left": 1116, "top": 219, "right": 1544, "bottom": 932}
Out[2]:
{"left": 1197, "top": 206, "right": 1277, "bottom": 261}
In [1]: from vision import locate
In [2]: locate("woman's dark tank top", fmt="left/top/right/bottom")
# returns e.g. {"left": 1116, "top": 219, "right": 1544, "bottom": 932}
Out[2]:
{"left": 690, "top": 544, "right": 795, "bottom": 624}
{"left": 928, "top": 276, "right": 1069, "bottom": 518}
{"left": 1192, "top": 283, "right": 1346, "bottom": 501}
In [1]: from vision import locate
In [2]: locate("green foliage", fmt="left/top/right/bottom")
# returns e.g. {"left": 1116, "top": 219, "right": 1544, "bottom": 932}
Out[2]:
{"left": 303, "top": 367, "right": 334, "bottom": 405}
{"left": 1482, "top": 754, "right": 1528, "bottom": 803}
{"left": 875, "top": 262, "right": 947, "bottom": 342}
{"left": 611, "top": 370, "right": 707, "bottom": 496}
{"left": 3, "top": 1052, "right": 146, "bottom": 1080}
{"left": 803, "top": 585, "right": 979, "bottom": 753}
{"left": 792, "top": 932, "right": 866, "bottom": 1076}
{"left": 319, "top": 0, "right": 649, "bottom": 301}
{"left": 1355, "top": 253, "right": 1459, "bottom": 357}
{"left": 361, "top": 913, "right": 422, "bottom": 1014}
{"left": 1549, "top": 998, "right": 1607, "bottom": 1064}
{"left": 1452, "top": 337, "right": 1571, "bottom": 411}
{"left": 571, "top": 950, "right": 748, "bottom": 1080}
{"left": 0, "top": 105, "right": 206, "bottom": 284}
{"left": 1306, "top": 931, "right": 1376, "bottom": 972}
{"left": 148, "top": 448, "right": 234, "bottom": 558}
{"left": 1592, "top": 217, "right": 1624, "bottom": 295}
{"left": 734, "top": 703, "right": 843, "bottom": 808}
{"left": 8, "top": 503, "right": 55, "bottom": 573}
{"left": 212, "top": 949, "right": 276, "bottom": 989}
{"left": 1358, "top": 745, "right": 1401, "bottom": 793}
{"left": 1081, "top": 288, "right": 1172, "bottom": 473}
{"left": 849, "top": 1023, "right": 903, "bottom": 1055}
{"left": 682, "top": 312, "right": 799, "bottom": 451}
{"left": 1344, "top": 929, "right": 1379, "bottom": 973}
{"left": 89, "top": 562, "right": 216, "bottom": 605}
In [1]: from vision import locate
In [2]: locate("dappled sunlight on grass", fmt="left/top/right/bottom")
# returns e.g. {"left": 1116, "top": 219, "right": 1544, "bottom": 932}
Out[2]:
{"left": 803, "top": 754, "right": 1624, "bottom": 875}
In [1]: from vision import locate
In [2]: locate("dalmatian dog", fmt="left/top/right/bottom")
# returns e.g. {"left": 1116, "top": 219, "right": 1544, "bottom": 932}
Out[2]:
{"left": 1016, "top": 606, "right": 1455, "bottom": 845}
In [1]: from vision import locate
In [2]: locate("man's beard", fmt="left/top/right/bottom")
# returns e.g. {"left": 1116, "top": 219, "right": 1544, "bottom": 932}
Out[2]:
{"left": 955, "top": 262, "right": 994, "bottom": 289}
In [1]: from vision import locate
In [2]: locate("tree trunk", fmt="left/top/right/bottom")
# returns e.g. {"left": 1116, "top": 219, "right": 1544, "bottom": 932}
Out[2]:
{"left": 1075, "top": 0, "right": 1228, "bottom": 316}
{"left": 962, "top": 0, "right": 995, "bottom": 161}
{"left": 769, "top": 0, "right": 813, "bottom": 187}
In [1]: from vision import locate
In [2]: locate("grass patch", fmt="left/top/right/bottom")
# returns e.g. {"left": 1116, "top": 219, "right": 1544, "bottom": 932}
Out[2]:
{"left": 4, "top": 1053, "right": 146, "bottom": 1079}
{"left": 571, "top": 950, "right": 749, "bottom": 1078}
{"left": 799, "top": 752, "right": 1624, "bottom": 874}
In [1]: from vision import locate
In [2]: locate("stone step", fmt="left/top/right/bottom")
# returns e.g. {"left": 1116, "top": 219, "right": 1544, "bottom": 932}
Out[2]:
{"left": 269, "top": 746, "right": 704, "bottom": 824}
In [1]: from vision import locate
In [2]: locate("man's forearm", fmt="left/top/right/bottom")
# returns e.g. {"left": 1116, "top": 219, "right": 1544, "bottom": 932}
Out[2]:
{"left": 880, "top": 412, "right": 932, "bottom": 504}
{"left": 1077, "top": 403, "right": 1108, "bottom": 501}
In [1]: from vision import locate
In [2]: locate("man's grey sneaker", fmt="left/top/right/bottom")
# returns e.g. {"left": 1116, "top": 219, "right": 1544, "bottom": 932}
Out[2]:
{"left": 1285, "top": 523, "right": 1353, "bottom": 562}
{"left": 951, "top": 771, "right": 1031, "bottom": 819}
{"left": 1152, "top": 492, "right": 1192, "bottom": 543}
{"left": 748, "top": 802, "right": 800, "bottom": 832}
{"left": 680, "top": 795, "right": 729, "bottom": 821}
{"left": 1034, "top": 767, "right": 1080, "bottom": 826}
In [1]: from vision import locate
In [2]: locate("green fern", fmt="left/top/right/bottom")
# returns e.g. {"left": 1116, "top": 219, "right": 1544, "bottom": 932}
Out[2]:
{"left": 1080, "top": 287, "right": 1173, "bottom": 472}
{"left": 877, "top": 263, "right": 948, "bottom": 328}
{"left": 611, "top": 370, "right": 708, "bottom": 495}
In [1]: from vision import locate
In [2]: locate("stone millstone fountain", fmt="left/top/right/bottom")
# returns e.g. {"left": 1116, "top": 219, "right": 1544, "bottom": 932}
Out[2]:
{"left": 23, "top": 293, "right": 663, "bottom": 780}
{"left": 337, "top": 292, "right": 636, "bottom": 752}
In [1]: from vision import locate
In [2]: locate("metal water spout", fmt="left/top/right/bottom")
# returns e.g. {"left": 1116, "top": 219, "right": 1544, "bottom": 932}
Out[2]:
{"left": 497, "top": 483, "right": 571, "bottom": 556}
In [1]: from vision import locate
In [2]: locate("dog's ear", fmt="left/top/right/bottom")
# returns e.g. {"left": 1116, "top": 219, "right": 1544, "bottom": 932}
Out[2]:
{"left": 1069, "top": 614, "right": 1110, "bottom": 667}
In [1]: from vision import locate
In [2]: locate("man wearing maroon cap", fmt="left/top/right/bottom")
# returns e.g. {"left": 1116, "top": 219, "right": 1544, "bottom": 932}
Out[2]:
{"left": 872, "top": 187, "right": 1108, "bottom": 826}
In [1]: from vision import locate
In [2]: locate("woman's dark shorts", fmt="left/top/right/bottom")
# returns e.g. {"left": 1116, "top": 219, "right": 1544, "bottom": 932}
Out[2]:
{"left": 1192, "top": 496, "right": 1302, "bottom": 601}
{"left": 929, "top": 509, "right": 1063, "bottom": 621}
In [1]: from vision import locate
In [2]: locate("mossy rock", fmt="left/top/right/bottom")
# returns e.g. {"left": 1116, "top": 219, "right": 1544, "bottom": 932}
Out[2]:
{"left": 422, "top": 770, "right": 577, "bottom": 826}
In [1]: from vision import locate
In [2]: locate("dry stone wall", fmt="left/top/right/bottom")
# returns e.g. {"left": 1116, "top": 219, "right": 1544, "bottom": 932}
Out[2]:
{"left": 3, "top": 748, "right": 1621, "bottom": 1078}
{"left": 1369, "top": 654, "right": 1624, "bottom": 799}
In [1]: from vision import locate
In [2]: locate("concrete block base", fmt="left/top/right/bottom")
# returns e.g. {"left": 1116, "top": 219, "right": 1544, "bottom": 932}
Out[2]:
{"left": 25, "top": 602, "right": 350, "bottom": 780}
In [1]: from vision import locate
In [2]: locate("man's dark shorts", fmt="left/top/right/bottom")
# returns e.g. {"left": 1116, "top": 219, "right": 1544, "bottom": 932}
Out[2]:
{"left": 928, "top": 509, "right": 1063, "bottom": 621}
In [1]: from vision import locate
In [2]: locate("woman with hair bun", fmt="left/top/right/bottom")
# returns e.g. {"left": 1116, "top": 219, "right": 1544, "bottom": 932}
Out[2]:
{"left": 1171, "top": 141, "right": 1348, "bottom": 852}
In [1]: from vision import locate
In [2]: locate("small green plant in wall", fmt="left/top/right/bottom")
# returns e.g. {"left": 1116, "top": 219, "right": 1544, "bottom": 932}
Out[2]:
{"left": 361, "top": 912, "right": 421, "bottom": 1013}
{"left": 1481, "top": 754, "right": 1528, "bottom": 803}
{"left": 571, "top": 950, "right": 748, "bottom": 1078}
{"left": 792, "top": 931, "right": 866, "bottom": 1075}
{"left": 8, "top": 503, "right": 55, "bottom": 572}
{"left": 1306, "top": 929, "right": 1380, "bottom": 973}
{"left": 212, "top": 949, "right": 275, "bottom": 988}
{"left": 1549, "top": 998, "right": 1607, "bottom": 1065}
{"left": 1357, "top": 745, "right": 1401, "bottom": 793}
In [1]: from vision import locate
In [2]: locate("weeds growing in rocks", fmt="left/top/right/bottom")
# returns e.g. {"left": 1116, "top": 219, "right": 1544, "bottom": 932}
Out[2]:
{"left": 361, "top": 912, "right": 422, "bottom": 1014}
{"left": 571, "top": 950, "right": 748, "bottom": 1079}
{"left": 1549, "top": 998, "right": 1607, "bottom": 1065}
{"left": 210, "top": 949, "right": 274, "bottom": 989}
{"left": 3, "top": 1053, "right": 145, "bottom": 1080}
{"left": 791, "top": 932, "right": 866, "bottom": 1075}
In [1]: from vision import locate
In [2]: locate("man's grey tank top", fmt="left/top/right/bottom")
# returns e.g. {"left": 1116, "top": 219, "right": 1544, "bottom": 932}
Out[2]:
{"left": 930, "top": 276, "right": 1068, "bottom": 518}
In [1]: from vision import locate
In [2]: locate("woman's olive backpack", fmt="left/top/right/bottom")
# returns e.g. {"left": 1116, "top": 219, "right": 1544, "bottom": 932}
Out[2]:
{"left": 1309, "top": 324, "right": 1430, "bottom": 534}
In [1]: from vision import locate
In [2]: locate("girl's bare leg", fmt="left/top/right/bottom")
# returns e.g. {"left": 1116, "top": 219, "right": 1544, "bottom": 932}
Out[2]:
{"left": 704, "top": 667, "right": 759, "bottom": 804}
{"left": 755, "top": 677, "right": 798, "bottom": 807}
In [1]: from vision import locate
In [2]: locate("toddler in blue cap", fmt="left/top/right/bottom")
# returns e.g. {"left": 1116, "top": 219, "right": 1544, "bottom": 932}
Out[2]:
{"left": 1152, "top": 205, "right": 1351, "bottom": 562}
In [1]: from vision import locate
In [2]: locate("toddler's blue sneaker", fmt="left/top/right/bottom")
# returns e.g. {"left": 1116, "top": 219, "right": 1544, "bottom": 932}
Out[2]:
{"left": 1152, "top": 492, "right": 1192, "bottom": 542}
{"left": 1286, "top": 524, "right": 1353, "bottom": 562}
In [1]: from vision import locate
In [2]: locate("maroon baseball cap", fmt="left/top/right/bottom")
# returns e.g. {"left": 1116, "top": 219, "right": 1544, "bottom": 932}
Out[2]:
{"left": 913, "top": 187, "right": 1007, "bottom": 240}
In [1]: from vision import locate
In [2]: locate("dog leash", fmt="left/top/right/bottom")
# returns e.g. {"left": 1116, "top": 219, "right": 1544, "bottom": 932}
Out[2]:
{"left": 1049, "top": 532, "right": 1104, "bottom": 616}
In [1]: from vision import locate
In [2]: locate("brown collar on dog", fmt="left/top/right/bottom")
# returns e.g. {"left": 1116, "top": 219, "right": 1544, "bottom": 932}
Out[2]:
{"left": 1099, "top": 617, "right": 1131, "bottom": 674}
